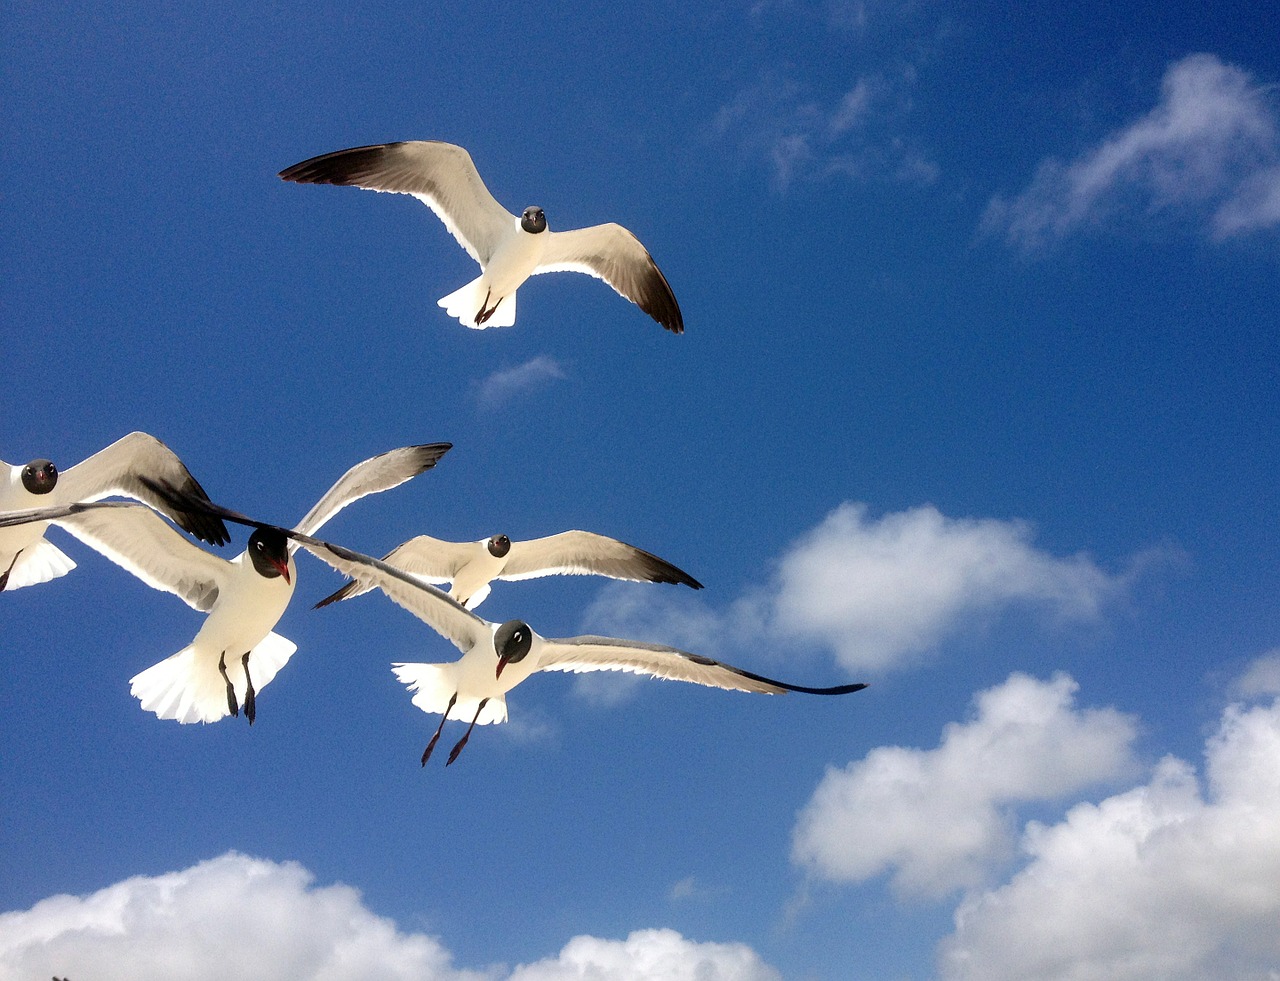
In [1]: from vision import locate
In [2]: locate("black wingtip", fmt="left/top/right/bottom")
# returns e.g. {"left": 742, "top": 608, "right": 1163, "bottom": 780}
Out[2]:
{"left": 278, "top": 143, "right": 402, "bottom": 185}
{"left": 313, "top": 580, "right": 355, "bottom": 609}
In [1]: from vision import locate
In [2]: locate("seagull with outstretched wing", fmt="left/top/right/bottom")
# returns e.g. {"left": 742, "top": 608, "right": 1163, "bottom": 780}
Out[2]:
{"left": 279, "top": 140, "right": 683, "bottom": 333}
{"left": 0, "top": 443, "right": 451, "bottom": 724}
{"left": 315, "top": 529, "right": 703, "bottom": 611}
{"left": 1, "top": 432, "right": 229, "bottom": 593}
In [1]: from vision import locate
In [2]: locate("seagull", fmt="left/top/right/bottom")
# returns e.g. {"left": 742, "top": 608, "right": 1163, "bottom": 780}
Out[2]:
{"left": 0, "top": 443, "right": 451, "bottom": 724}
{"left": 130, "top": 489, "right": 868, "bottom": 765}
{"left": 314, "top": 529, "right": 704, "bottom": 611}
{"left": 278, "top": 140, "right": 683, "bottom": 333}
{"left": 1, "top": 432, "right": 229, "bottom": 593}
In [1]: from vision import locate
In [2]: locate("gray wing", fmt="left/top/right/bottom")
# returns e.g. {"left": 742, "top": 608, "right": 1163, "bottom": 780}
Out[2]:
{"left": 279, "top": 141, "right": 515, "bottom": 265}
{"left": 289, "top": 531, "right": 490, "bottom": 655}
{"left": 537, "top": 635, "right": 869, "bottom": 696}
{"left": 55, "top": 432, "right": 230, "bottom": 545}
{"left": 292, "top": 443, "right": 451, "bottom": 541}
{"left": 501, "top": 531, "right": 702, "bottom": 589}
{"left": 0, "top": 502, "right": 227, "bottom": 611}
{"left": 314, "top": 534, "right": 468, "bottom": 606}
{"left": 535, "top": 223, "right": 683, "bottom": 333}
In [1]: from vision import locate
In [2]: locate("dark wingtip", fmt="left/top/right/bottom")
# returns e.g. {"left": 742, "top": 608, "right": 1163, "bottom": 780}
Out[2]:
{"left": 313, "top": 581, "right": 355, "bottom": 609}
{"left": 278, "top": 143, "right": 401, "bottom": 185}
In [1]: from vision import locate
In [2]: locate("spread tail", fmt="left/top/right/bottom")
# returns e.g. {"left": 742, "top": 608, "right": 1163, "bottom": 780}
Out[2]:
{"left": 391, "top": 662, "right": 507, "bottom": 724}
{"left": 130, "top": 632, "right": 298, "bottom": 724}
{"left": 437, "top": 276, "right": 517, "bottom": 329}
{"left": 2, "top": 539, "right": 76, "bottom": 591}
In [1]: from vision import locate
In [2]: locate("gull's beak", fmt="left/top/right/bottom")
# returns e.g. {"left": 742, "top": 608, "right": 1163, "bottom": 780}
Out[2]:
{"left": 272, "top": 556, "right": 292, "bottom": 585}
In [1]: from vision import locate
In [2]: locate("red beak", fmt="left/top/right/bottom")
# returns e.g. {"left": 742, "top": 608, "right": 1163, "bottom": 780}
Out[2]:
{"left": 495, "top": 655, "right": 510, "bottom": 680}
{"left": 273, "top": 557, "right": 292, "bottom": 585}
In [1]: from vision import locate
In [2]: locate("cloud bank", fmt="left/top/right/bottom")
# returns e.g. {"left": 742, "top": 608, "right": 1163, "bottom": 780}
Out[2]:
{"left": 0, "top": 854, "right": 779, "bottom": 981}
{"left": 985, "top": 53, "right": 1280, "bottom": 248}
{"left": 939, "top": 692, "right": 1280, "bottom": 981}
{"left": 792, "top": 672, "right": 1139, "bottom": 897}
{"left": 585, "top": 502, "right": 1139, "bottom": 678}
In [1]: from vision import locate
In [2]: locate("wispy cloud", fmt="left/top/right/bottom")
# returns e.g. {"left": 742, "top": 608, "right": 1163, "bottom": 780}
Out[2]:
{"left": 984, "top": 53, "right": 1280, "bottom": 249}
{"left": 0, "top": 854, "right": 782, "bottom": 981}
{"left": 791, "top": 673, "right": 1140, "bottom": 898}
{"left": 939, "top": 695, "right": 1280, "bottom": 980}
{"left": 584, "top": 503, "right": 1150, "bottom": 681}
{"left": 475, "top": 356, "right": 568, "bottom": 408}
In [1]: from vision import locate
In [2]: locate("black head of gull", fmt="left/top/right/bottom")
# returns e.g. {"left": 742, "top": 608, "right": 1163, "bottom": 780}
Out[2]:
{"left": 21, "top": 460, "right": 58, "bottom": 495}
{"left": 248, "top": 528, "right": 291, "bottom": 584}
{"left": 486, "top": 534, "right": 512, "bottom": 558}
{"left": 494, "top": 619, "right": 533, "bottom": 678}
{"left": 520, "top": 206, "right": 547, "bottom": 234}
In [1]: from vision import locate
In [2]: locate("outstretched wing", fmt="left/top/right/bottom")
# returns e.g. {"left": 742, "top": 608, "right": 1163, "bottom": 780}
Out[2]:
{"left": 537, "top": 635, "right": 868, "bottom": 696}
{"left": 292, "top": 442, "right": 451, "bottom": 541}
{"left": 0, "top": 502, "right": 227, "bottom": 611}
{"left": 280, "top": 141, "right": 515, "bottom": 264}
{"left": 56, "top": 432, "right": 230, "bottom": 546}
{"left": 535, "top": 223, "right": 683, "bottom": 333}
{"left": 314, "top": 534, "right": 468, "bottom": 607}
{"left": 501, "top": 530, "right": 702, "bottom": 589}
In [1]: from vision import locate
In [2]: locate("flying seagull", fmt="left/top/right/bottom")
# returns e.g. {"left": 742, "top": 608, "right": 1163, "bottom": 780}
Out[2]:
{"left": 1, "top": 443, "right": 451, "bottom": 724}
{"left": 134, "top": 485, "right": 868, "bottom": 765}
{"left": 279, "top": 140, "right": 683, "bottom": 333}
{"left": 1, "top": 432, "right": 229, "bottom": 593}
{"left": 315, "top": 529, "right": 703, "bottom": 611}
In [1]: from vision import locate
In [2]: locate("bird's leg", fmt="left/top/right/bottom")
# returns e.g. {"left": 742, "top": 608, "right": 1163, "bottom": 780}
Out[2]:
{"left": 241, "top": 652, "right": 256, "bottom": 726}
{"left": 421, "top": 693, "right": 456, "bottom": 766}
{"left": 474, "top": 289, "right": 498, "bottom": 326}
{"left": 218, "top": 652, "right": 239, "bottom": 718}
{"left": 446, "top": 698, "right": 488, "bottom": 767}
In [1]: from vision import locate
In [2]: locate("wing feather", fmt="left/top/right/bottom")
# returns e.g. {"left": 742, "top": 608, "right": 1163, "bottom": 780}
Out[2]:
{"left": 314, "top": 534, "right": 469, "bottom": 606}
{"left": 537, "top": 635, "right": 868, "bottom": 696}
{"left": 535, "top": 223, "right": 683, "bottom": 333}
{"left": 56, "top": 432, "right": 230, "bottom": 545}
{"left": 279, "top": 141, "right": 514, "bottom": 264}
{"left": 292, "top": 443, "right": 450, "bottom": 541}
{"left": 501, "top": 531, "right": 702, "bottom": 588}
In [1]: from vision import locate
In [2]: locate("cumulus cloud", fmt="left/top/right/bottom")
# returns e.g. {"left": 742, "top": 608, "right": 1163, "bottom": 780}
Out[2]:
{"left": 508, "top": 929, "right": 780, "bottom": 981}
{"left": 1232, "top": 648, "right": 1280, "bottom": 698}
{"left": 791, "top": 673, "right": 1139, "bottom": 897}
{"left": 583, "top": 503, "right": 1146, "bottom": 680}
{"left": 985, "top": 53, "right": 1280, "bottom": 249}
{"left": 475, "top": 356, "right": 567, "bottom": 407}
{"left": 0, "top": 854, "right": 781, "bottom": 981}
{"left": 939, "top": 696, "right": 1280, "bottom": 981}
{"left": 759, "top": 503, "right": 1129, "bottom": 674}
{"left": 0, "top": 853, "right": 485, "bottom": 981}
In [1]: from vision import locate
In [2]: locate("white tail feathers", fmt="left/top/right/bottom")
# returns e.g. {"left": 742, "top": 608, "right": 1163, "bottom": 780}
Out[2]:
{"left": 392, "top": 662, "right": 508, "bottom": 725}
{"left": 4, "top": 539, "right": 77, "bottom": 591}
{"left": 130, "top": 632, "right": 298, "bottom": 724}
{"left": 437, "top": 276, "right": 517, "bottom": 329}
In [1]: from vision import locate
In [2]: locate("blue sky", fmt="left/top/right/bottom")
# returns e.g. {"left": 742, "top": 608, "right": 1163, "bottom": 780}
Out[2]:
{"left": 2, "top": 2, "right": 1278, "bottom": 979}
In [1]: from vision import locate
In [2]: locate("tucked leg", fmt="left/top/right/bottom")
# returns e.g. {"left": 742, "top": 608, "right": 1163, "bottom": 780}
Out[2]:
{"left": 446, "top": 698, "right": 488, "bottom": 767}
{"left": 422, "top": 693, "right": 457, "bottom": 766}
{"left": 241, "top": 652, "right": 256, "bottom": 725}
{"left": 218, "top": 652, "right": 239, "bottom": 718}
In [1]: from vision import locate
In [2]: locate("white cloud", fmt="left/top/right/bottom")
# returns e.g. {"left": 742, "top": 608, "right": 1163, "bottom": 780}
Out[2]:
{"left": 0, "top": 853, "right": 486, "bottom": 981}
{"left": 508, "top": 929, "right": 779, "bottom": 981}
{"left": 1233, "top": 649, "right": 1280, "bottom": 698}
{"left": 760, "top": 503, "right": 1129, "bottom": 674}
{"left": 985, "top": 53, "right": 1280, "bottom": 249}
{"left": 0, "top": 855, "right": 782, "bottom": 981}
{"left": 939, "top": 696, "right": 1280, "bottom": 981}
{"left": 475, "top": 356, "right": 567, "bottom": 407}
{"left": 583, "top": 503, "right": 1147, "bottom": 679}
{"left": 791, "top": 673, "right": 1139, "bottom": 898}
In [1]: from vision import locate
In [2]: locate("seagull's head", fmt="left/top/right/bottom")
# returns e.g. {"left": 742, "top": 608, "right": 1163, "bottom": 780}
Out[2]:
{"left": 520, "top": 206, "right": 547, "bottom": 234}
{"left": 21, "top": 459, "right": 58, "bottom": 495}
{"left": 487, "top": 534, "right": 512, "bottom": 558}
{"left": 494, "top": 619, "right": 533, "bottom": 679}
{"left": 248, "top": 528, "right": 292, "bottom": 584}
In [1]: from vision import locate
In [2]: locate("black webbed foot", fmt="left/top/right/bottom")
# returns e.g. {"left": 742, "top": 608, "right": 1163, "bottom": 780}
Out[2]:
{"left": 241, "top": 652, "right": 256, "bottom": 726}
{"left": 218, "top": 652, "right": 239, "bottom": 718}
